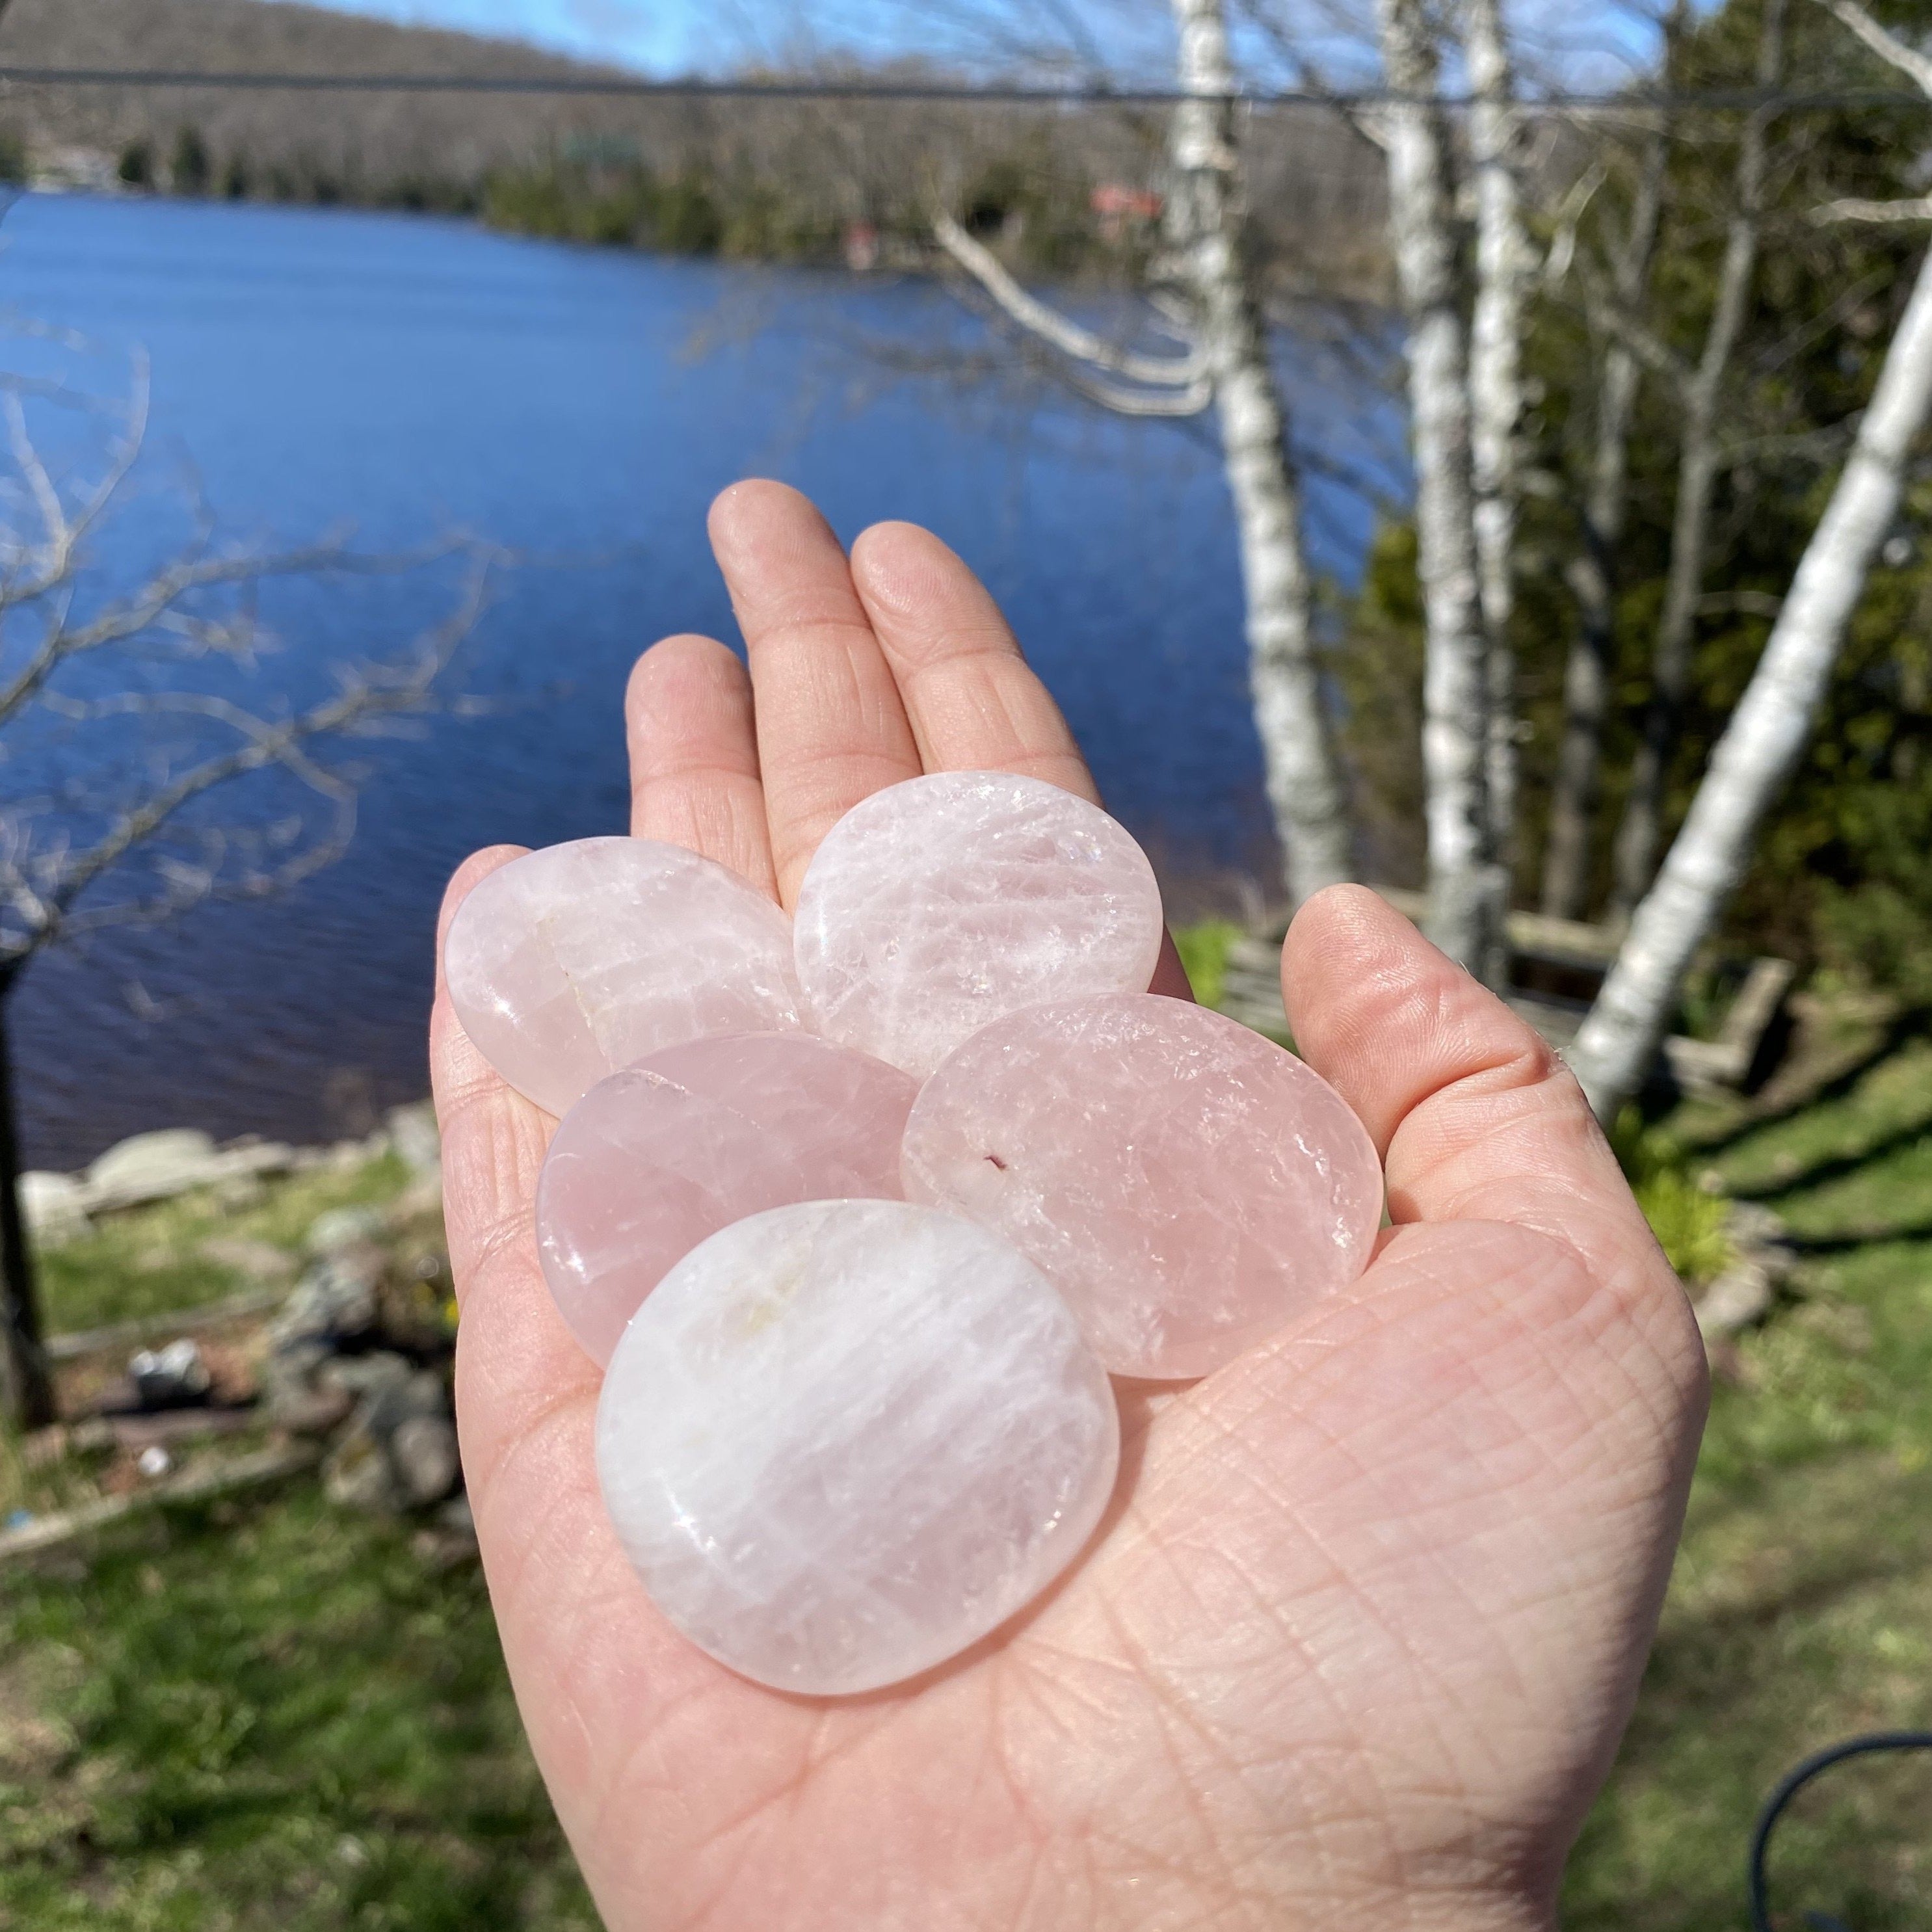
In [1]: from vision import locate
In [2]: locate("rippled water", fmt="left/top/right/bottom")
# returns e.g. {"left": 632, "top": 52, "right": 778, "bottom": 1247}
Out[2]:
{"left": 5, "top": 192, "right": 1397, "bottom": 1167}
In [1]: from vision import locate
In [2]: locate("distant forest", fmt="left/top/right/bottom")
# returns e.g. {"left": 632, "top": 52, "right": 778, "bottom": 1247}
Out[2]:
{"left": 0, "top": 0, "right": 1388, "bottom": 293}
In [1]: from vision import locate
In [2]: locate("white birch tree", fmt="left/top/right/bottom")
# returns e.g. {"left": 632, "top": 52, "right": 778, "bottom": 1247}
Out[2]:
{"left": 1375, "top": 0, "right": 1507, "bottom": 980}
{"left": 933, "top": 0, "right": 1355, "bottom": 906}
{"left": 1568, "top": 0, "right": 1932, "bottom": 1118}
{"left": 1464, "top": 0, "right": 1532, "bottom": 872}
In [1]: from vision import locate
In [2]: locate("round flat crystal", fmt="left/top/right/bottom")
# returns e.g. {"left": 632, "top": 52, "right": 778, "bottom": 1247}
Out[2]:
{"left": 536, "top": 1032, "right": 918, "bottom": 1366}
{"left": 792, "top": 771, "right": 1165, "bottom": 1078}
{"left": 596, "top": 1199, "right": 1120, "bottom": 1695}
{"left": 902, "top": 994, "right": 1384, "bottom": 1380}
{"left": 443, "top": 837, "right": 800, "bottom": 1117}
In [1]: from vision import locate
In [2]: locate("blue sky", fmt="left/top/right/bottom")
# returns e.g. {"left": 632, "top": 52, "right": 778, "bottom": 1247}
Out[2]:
{"left": 289, "top": 0, "right": 1669, "bottom": 88}
{"left": 301, "top": 1, "right": 711, "bottom": 70}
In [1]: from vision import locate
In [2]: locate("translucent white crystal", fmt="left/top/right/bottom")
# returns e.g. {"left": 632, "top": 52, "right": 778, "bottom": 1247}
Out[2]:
{"left": 596, "top": 1199, "right": 1120, "bottom": 1695}
{"left": 901, "top": 994, "right": 1384, "bottom": 1379}
{"left": 792, "top": 771, "right": 1165, "bottom": 1078}
{"left": 443, "top": 837, "right": 801, "bottom": 1117}
{"left": 535, "top": 1032, "right": 918, "bottom": 1366}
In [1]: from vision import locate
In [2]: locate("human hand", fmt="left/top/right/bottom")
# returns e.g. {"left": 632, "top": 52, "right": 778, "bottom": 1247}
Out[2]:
{"left": 430, "top": 480, "right": 1707, "bottom": 1932}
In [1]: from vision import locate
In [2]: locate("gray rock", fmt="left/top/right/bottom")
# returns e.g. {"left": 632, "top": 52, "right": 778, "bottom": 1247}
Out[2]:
{"left": 320, "top": 1350, "right": 416, "bottom": 1403}
{"left": 198, "top": 1236, "right": 298, "bottom": 1284}
{"left": 306, "top": 1206, "right": 387, "bottom": 1256}
{"left": 20, "top": 1171, "right": 89, "bottom": 1245}
{"left": 385, "top": 1102, "right": 442, "bottom": 1178}
{"left": 322, "top": 1362, "right": 457, "bottom": 1515}
{"left": 323, "top": 1421, "right": 402, "bottom": 1514}
{"left": 209, "top": 1172, "right": 269, "bottom": 1213}
{"left": 1694, "top": 1258, "right": 1777, "bottom": 1340}
{"left": 391, "top": 1416, "right": 460, "bottom": 1507}
{"left": 271, "top": 1249, "right": 384, "bottom": 1347}
{"left": 86, "top": 1129, "right": 220, "bottom": 1205}
{"left": 1726, "top": 1201, "right": 1791, "bottom": 1247}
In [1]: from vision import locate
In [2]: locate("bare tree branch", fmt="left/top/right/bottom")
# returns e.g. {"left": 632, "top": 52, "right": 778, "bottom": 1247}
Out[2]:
{"left": 930, "top": 209, "right": 1210, "bottom": 395}
{"left": 1818, "top": 0, "right": 1932, "bottom": 93}
{"left": 1812, "top": 194, "right": 1932, "bottom": 224}
{"left": 0, "top": 545, "right": 493, "bottom": 959}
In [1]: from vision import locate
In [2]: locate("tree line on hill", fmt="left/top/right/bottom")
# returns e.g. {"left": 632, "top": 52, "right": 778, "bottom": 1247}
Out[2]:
{"left": 0, "top": 0, "right": 1388, "bottom": 292}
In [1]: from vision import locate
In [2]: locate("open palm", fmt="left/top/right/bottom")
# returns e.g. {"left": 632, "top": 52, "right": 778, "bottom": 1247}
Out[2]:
{"left": 430, "top": 481, "right": 1708, "bottom": 1932}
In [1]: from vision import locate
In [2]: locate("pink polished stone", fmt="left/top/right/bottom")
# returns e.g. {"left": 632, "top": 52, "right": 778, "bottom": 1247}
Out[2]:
{"left": 535, "top": 1032, "right": 919, "bottom": 1365}
{"left": 793, "top": 771, "right": 1165, "bottom": 1078}
{"left": 596, "top": 1200, "right": 1120, "bottom": 1694}
{"left": 442, "top": 837, "right": 801, "bottom": 1117}
{"left": 901, "top": 994, "right": 1384, "bottom": 1380}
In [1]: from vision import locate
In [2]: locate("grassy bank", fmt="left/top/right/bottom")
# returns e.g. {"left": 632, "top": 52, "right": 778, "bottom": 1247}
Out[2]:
{"left": 4, "top": 1013, "right": 1930, "bottom": 1926}
{"left": 1565, "top": 1029, "right": 1932, "bottom": 1929}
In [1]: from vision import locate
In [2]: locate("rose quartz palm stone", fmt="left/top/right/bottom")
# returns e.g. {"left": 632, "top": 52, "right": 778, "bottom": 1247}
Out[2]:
{"left": 793, "top": 771, "right": 1165, "bottom": 1078}
{"left": 443, "top": 836, "right": 801, "bottom": 1117}
{"left": 535, "top": 1032, "right": 919, "bottom": 1366}
{"left": 902, "top": 994, "right": 1384, "bottom": 1380}
{"left": 596, "top": 1199, "right": 1120, "bottom": 1695}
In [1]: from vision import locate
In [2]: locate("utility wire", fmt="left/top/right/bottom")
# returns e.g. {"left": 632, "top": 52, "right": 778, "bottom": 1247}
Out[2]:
{"left": 4, "top": 65, "right": 1932, "bottom": 111}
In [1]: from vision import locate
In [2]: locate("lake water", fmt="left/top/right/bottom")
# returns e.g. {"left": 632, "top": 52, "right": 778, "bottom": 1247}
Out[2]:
{"left": 3, "top": 193, "right": 1397, "bottom": 1168}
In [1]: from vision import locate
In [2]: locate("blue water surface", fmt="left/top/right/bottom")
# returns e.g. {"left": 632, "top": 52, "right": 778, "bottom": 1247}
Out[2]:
{"left": 3, "top": 193, "right": 1398, "bottom": 1165}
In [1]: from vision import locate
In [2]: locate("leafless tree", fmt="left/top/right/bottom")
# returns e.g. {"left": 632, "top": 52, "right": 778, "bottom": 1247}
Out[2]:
{"left": 1604, "top": 0, "right": 1789, "bottom": 914}
{"left": 0, "top": 338, "right": 491, "bottom": 1427}
{"left": 1541, "top": 85, "right": 1673, "bottom": 920}
{"left": 933, "top": 0, "right": 1356, "bottom": 907}
{"left": 1568, "top": 0, "right": 1932, "bottom": 1117}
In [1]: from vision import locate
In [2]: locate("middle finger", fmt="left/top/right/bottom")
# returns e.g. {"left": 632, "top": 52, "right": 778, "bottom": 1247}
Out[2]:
{"left": 707, "top": 480, "right": 921, "bottom": 906}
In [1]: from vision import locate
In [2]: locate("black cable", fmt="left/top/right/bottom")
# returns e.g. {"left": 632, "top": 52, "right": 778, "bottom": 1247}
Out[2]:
{"left": 6, "top": 66, "right": 1932, "bottom": 112}
{"left": 1748, "top": 1730, "right": 1932, "bottom": 1931}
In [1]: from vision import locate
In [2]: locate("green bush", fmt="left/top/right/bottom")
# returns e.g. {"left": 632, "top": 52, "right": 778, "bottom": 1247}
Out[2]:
{"left": 1172, "top": 919, "right": 1244, "bottom": 1009}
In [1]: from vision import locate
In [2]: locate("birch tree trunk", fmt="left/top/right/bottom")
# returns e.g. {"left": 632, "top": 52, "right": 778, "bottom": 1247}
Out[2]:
{"left": 1609, "top": 0, "right": 1787, "bottom": 914}
{"left": 1465, "top": 0, "right": 1531, "bottom": 873}
{"left": 1570, "top": 239, "right": 1932, "bottom": 1118}
{"left": 1167, "top": 0, "right": 1354, "bottom": 903}
{"left": 1542, "top": 124, "right": 1668, "bottom": 920}
{"left": 1377, "top": 0, "right": 1506, "bottom": 979}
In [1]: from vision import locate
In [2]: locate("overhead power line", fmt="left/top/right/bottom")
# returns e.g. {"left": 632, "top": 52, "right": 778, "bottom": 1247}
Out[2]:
{"left": 1, "top": 64, "right": 1930, "bottom": 112}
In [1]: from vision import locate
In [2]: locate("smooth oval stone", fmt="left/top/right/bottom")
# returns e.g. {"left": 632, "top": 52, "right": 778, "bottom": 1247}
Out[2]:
{"left": 443, "top": 837, "right": 801, "bottom": 1117}
{"left": 536, "top": 1032, "right": 919, "bottom": 1366}
{"left": 793, "top": 771, "right": 1165, "bottom": 1078}
{"left": 902, "top": 994, "right": 1384, "bottom": 1381}
{"left": 596, "top": 1199, "right": 1120, "bottom": 1695}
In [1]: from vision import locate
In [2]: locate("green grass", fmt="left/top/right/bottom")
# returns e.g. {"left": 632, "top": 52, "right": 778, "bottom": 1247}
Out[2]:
{"left": 35, "top": 1154, "right": 412, "bottom": 1334}
{"left": 1701, "top": 1038, "right": 1932, "bottom": 1202}
{"left": 0, "top": 1488, "right": 595, "bottom": 1931}
{"left": 1563, "top": 1031, "right": 1932, "bottom": 1930}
